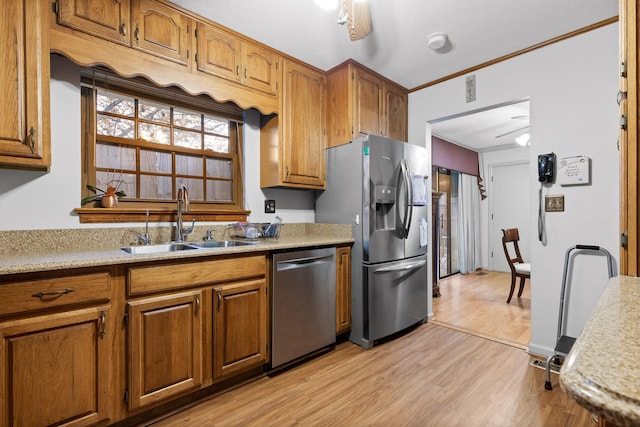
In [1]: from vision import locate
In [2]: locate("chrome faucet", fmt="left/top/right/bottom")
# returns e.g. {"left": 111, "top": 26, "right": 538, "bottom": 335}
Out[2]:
{"left": 137, "top": 209, "right": 151, "bottom": 245}
{"left": 176, "top": 185, "right": 194, "bottom": 242}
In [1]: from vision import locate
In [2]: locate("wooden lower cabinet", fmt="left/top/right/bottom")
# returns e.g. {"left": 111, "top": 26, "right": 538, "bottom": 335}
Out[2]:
{"left": 336, "top": 245, "right": 352, "bottom": 334}
{"left": 213, "top": 278, "right": 268, "bottom": 379}
{"left": 127, "top": 290, "right": 203, "bottom": 410}
{"left": 0, "top": 305, "right": 111, "bottom": 426}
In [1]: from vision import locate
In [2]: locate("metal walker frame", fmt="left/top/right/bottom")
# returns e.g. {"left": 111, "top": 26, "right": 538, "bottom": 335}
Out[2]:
{"left": 544, "top": 244, "right": 613, "bottom": 391}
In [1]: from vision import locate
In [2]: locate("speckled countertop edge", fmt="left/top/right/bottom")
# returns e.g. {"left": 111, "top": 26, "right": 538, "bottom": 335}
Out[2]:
{"left": 560, "top": 276, "right": 640, "bottom": 426}
{"left": 0, "top": 224, "right": 354, "bottom": 276}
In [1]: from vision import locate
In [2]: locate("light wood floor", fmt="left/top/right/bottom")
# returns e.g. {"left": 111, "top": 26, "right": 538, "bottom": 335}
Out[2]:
{"left": 432, "top": 270, "right": 531, "bottom": 349}
{"left": 150, "top": 324, "right": 591, "bottom": 426}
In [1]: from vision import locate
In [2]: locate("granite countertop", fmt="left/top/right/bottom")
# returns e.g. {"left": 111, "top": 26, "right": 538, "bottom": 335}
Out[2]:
{"left": 0, "top": 224, "right": 354, "bottom": 276}
{"left": 560, "top": 276, "right": 640, "bottom": 426}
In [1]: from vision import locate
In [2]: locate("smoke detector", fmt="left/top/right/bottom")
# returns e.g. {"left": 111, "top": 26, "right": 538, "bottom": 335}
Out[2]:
{"left": 427, "top": 32, "right": 448, "bottom": 50}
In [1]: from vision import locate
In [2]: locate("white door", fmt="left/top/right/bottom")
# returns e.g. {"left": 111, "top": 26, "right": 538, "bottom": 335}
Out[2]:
{"left": 489, "top": 161, "right": 530, "bottom": 272}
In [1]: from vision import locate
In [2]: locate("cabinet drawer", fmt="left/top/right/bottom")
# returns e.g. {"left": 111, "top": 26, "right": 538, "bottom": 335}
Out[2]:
{"left": 128, "top": 255, "right": 267, "bottom": 295}
{"left": 0, "top": 272, "right": 110, "bottom": 317}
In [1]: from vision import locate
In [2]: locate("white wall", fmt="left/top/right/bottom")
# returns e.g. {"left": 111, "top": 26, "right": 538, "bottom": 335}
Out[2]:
{"left": 0, "top": 55, "right": 315, "bottom": 231}
{"left": 410, "top": 24, "right": 620, "bottom": 356}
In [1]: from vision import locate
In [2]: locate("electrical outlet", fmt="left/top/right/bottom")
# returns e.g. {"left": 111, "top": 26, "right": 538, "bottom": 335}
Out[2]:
{"left": 265, "top": 199, "right": 276, "bottom": 213}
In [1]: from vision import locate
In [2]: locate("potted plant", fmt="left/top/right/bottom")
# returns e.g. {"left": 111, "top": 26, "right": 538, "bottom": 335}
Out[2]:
{"left": 81, "top": 172, "right": 127, "bottom": 208}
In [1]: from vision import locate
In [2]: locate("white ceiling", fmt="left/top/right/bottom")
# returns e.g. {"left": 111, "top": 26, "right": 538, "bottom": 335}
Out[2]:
{"left": 170, "top": 0, "right": 617, "bottom": 151}
{"left": 431, "top": 100, "right": 531, "bottom": 152}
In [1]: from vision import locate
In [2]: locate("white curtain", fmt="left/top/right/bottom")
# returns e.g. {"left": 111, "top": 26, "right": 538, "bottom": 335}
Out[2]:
{"left": 457, "top": 173, "right": 482, "bottom": 274}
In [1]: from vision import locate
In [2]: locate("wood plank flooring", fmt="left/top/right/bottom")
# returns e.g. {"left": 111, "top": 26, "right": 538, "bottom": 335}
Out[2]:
{"left": 432, "top": 270, "right": 531, "bottom": 348}
{"left": 150, "top": 323, "right": 591, "bottom": 426}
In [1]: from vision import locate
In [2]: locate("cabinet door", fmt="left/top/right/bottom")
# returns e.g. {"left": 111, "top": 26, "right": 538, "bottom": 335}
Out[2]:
{"left": 336, "top": 246, "right": 352, "bottom": 334}
{"left": 195, "top": 22, "right": 242, "bottom": 83}
{"left": 354, "top": 68, "right": 383, "bottom": 137}
{"left": 0, "top": 0, "right": 50, "bottom": 169}
{"left": 213, "top": 279, "right": 267, "bottom": 379}
{"left": 131, "top": 0, "right": 190, "bottom": 66}
{"left": 0, "top": 306, "right": 110, "bottom": 426}
{"left": 384, "top": 83, "right": 408, "bottom": 141}
{"left": 242, "top": 42, "right": 279, "bottom": 95}
{"left": 128, "top": 291, "right": 202, "bottom": 409}
{"left": 281, "top": 60, "right": 326, "bottom": 188}
{"left": 56, "top": 0, "right": 130, "bottom": 45}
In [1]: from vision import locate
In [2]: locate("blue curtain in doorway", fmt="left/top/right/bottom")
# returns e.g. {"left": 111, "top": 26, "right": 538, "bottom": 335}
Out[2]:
{"left": 457, "top": 173, "right": 482, "bottom": 273}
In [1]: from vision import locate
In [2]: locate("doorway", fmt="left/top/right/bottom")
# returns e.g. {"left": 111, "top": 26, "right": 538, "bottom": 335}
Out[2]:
{"left": 489, "top": 161, "right": 531, "bottom": 272}
{"left": 429, "top": 99, "right": 531, "bottom": 346}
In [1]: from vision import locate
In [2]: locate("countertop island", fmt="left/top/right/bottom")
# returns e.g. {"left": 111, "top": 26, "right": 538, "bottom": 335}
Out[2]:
{"left": 560, "top": 276, "right": 640, "bottom": 427}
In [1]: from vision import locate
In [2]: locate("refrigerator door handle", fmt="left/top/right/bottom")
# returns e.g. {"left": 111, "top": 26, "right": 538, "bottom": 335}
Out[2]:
{"left": 403, "top": 159, "right": 414, "bottom": 238}
{"left": 373, "top": 259, "right": 427, "bottom": 273}
{"left": 399, "top": 160, "right": 411, "bottom": 238}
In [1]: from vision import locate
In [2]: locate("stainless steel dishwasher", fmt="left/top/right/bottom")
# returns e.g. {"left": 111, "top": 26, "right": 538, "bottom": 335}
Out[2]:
{"left": 271, "top": 247, "right": 336, "bottom": 368}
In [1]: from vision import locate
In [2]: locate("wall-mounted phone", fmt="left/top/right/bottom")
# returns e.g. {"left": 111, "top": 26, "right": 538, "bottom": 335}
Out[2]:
{"left": 537, "top": 152, "right": 555, "bottom": 245}
{"left": 538, "top": 153, "right": 555, "bottom": 184}
{"left": 558, "top": 155, "right": 590, "bottom": 186}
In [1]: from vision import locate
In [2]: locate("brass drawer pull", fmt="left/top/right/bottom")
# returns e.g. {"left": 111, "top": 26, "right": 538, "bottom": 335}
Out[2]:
{"left": 32, "top": 288, "right": 74, "bottom": 299}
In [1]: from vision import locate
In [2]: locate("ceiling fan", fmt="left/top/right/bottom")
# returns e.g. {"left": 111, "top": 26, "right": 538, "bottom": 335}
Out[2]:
{"left": 495, "top": 115, "right": 530, "bottom": 139}
{"left": 337, "top": 0, "right": 373, "bottom": 41}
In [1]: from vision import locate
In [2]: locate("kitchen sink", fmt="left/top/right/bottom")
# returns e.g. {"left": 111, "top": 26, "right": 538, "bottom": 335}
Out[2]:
{"left": 190, "top": 240, "right": 257, "bottom": 248}
{"left": 120, "top": 242, "right": 199, "bottom": 254}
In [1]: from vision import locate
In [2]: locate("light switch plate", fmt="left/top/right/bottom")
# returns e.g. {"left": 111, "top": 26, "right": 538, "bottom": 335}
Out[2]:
{"left": 545, "top": 195, "right": 564, "bottom": 212}
{"left": 465, "top": 74, "right": 476, "bottom": 103}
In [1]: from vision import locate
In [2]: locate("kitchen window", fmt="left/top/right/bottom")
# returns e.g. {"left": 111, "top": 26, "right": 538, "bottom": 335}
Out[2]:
{"left": 77, "top": 70, "right": 248, "bottom": 223}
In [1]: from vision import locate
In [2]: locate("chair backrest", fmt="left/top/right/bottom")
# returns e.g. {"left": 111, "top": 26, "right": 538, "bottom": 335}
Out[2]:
{"left": 502, "top": 228, "right": 525, "bottom": 269}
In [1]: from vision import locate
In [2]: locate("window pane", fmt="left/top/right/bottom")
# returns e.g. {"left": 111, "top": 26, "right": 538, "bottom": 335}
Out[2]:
{"left": 176, "top": 154, "right": 203, "bottom": 176}
{"left": 204, "top": 134, "right": 229, "bottom": 153}
{"left": 140, "top": 149, "right": 171, "bottom": 173}
{"left": 97, "top": 114, "right": 135, "bottom": 138}
{"left": 204, "top": 116, "right": 229, "bottom": 135}
{"left": 139, "top": 122, "right": 170, "bottom": 144}
{"left": 96, "top": 143, "right": 136, "bottom": 170}
{"left": 96, "top": 171, "right": 134, "bottom": 198}
{"left": 174, "top": 129, "right": 202, "bottom": 149}
{"left": 174, "top": 108, "right": 201, "bottom": 130}
{"left": 206, "top": 158, "right": 232, "bottom": 179}
{"left": 207, "top": 180, "right": 232, "bottom": 202}
{"left": 138, "top": 100, "right": 170, "bottom": 124}
{"left": 176, "top": 179, "right": 203, "bottom": 201}
{"left": 97, "top": 90, "right": 134, "bottom": 116}
{"left": 140, "top": 174, "right": 172, "bottom": 199}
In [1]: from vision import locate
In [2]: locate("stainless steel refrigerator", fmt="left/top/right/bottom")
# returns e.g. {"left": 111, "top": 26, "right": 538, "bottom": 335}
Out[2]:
{"left": 316, "top": 134, "right": 429, "bottom": 349}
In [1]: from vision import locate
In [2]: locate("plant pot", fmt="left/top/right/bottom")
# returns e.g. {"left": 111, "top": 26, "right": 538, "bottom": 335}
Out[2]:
{"left": 101, "top": 194, "right": 118, "bottom": 208}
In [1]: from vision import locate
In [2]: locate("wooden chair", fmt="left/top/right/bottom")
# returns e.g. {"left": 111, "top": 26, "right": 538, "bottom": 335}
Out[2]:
{"left": 501, "top": 228, "right": 531, "bottom": 303}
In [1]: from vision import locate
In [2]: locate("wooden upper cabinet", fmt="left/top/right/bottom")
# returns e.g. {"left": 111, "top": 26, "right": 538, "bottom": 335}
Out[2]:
{"left": 0, "top": 0, "right": 50, "bottom": 170}
{"left": 261, "top": 59, "right": 326, "bottom": 189}
{"left": 354, "top": 67, "right": 384, "bottom": 137}
{"left": 131, "top": 0, "right": 191, "bottom": 66}
{"left": 196, "top": 23, "right": 279, "bottom": 96}
{"left": 55, "top": 0, "right": 130, "bottom": 45}
{"left": 327, "top": 60, "right": 408, "bottom": 147}
{"left": 196, "top": 22, "right": 242, "bottom": 83}
{"left": 384, "top": 82, "right": 408, "bottom": 142}
{"left": 242, "top": 42, "right": 279, "bottom": 95}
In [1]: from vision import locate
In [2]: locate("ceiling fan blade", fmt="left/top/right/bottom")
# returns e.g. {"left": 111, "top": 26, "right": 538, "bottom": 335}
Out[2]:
{"left": 495, "top": 125, "right": 530, "bottom": 138}
{"left": 341, "top": 0, "right": 372, "bottom": 41}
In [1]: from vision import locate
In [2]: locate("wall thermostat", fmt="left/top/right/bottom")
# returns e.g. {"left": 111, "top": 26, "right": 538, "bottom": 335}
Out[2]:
{"left": 558, "top": 155, "right": 590, "bottom": 186}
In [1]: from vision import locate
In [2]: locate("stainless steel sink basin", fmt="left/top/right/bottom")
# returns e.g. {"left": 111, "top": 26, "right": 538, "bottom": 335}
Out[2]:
{"left": 190, "top": 240, "right": 257, "bottom": 248}
{"left": 120, "top": 242, "right": 199, "bottom": 254}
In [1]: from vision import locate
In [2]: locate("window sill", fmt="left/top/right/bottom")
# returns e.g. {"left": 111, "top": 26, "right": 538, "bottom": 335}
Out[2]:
{"left": 75, "top": 208, "right": 250, "bottom": 224}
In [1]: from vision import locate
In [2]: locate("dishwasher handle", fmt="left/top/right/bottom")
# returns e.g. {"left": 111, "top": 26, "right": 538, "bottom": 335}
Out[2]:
{"left": 276, "top": 254, "right": 334, "bottom": 272}
{"left": 373, "top": 259, "right": 426, "bottom": 273}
